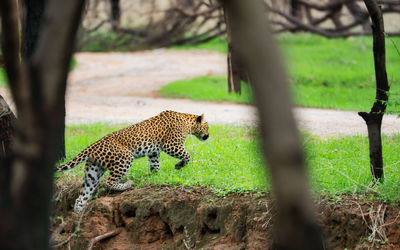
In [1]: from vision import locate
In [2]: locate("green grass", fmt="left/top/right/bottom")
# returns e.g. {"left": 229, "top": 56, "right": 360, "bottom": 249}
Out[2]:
{"left": 70, "top": 57, "right": 78, "bottom": 71}
{"left": 162, "top": 33, "right": 400, "bottom": 113}
{"left": 0, "top": 69, "right": 7, "bottom": 87}
{"left": 304, "top": 134, "right": 400, "bottom": 202}
{"left": 159, "top": 76, "right": 253, "bottom": 104}
{"left": 58, "top": 123, "right": 400, "bottom": 203}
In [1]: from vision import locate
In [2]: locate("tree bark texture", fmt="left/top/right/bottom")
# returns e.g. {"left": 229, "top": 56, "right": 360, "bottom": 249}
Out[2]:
{"left": 358, "top": 0, "right": 389, "bottom": 182}
{"left": 0, "top": 0, "right": 85, "bottom": 248}
{"left": 23, "top": 0, "right": 66, "bottom": 161}
{"left": 219, "top": 0, "right": 324, "bottom": 249}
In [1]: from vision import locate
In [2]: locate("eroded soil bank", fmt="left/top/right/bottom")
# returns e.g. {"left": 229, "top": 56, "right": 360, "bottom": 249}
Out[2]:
{"left": 52, "top": 185, "right": 400, "bottom": 249}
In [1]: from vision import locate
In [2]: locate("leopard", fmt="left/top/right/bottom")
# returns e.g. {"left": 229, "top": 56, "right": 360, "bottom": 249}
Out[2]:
{"left": 56, "top": 110, "right": 209, "bottom": 212}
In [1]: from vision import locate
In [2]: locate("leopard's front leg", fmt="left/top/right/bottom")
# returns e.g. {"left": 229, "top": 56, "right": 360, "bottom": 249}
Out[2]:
{"left": 163, "top": 144, "right": 191, "bottom": 170}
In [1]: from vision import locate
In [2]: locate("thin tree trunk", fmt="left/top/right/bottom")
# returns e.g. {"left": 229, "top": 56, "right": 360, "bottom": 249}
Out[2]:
{"left": 222, "top": 3, "right": 241, "bottom": 94}
{"left": 222, "top": 2, "right": 250, "bottom": 94}
{"left": 110, "top": 0, "right": 121, "bottom": 32}
{"left": 219, "top": 0, "right": 324, "bottom": 249}
{"left": 290, "top": 0, "right": 302, "bottom": 19}
{"left": 358, "top": 0, "right": 388, "bottom": 182}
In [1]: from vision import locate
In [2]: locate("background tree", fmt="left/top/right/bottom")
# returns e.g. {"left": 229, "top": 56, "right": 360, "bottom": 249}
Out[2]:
{"left": 219, "top": 0, "right": 324, "bottom": 248}
{"left": 358, "top": 0, "right": 389, "bottom": 182}
{"left": 222, "top": 2, "right": 248, "bottom": 94}
{"left": 110, "top": 0, "right": 121, "bottom": 31}
{"left": 290, "top": 0, "right": 303, "bottom": 19}
{"left": 0, "top": 0, "right": 85, "bottom": 248}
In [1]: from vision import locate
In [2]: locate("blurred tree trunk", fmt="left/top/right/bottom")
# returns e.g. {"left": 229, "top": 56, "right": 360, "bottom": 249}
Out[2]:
{"left": 290, "top": 0, "right": 302, "bottom": 19}
{"left": 222, "top": 3, "right": 241, "bottom": 94}
{"left": 110, "top": 0, "right": 121, "bottom": 32}
{"left": 0, "top": 0, "right": 85, "bottom": 248}
{"left": 358, "top": 0, "right": 389, "bottom": 182}
{"left": 222, "top": 2, "right": 249, "bottom": 94}
{"left": 23, "top": 0, "right": 66, "bottom": 161}
{"left": 219, "top": 0, "right": 324, "bottom": 249}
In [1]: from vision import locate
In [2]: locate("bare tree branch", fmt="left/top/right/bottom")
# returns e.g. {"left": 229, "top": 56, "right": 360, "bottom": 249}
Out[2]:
{"left": 296, "top": 0, "right": 354, "bottom": 10}
{"left": 87, "top": 228, "right": 123, "bottom": 250}
{"left": 76, "top": 0, "right": 400, "bottom": 50}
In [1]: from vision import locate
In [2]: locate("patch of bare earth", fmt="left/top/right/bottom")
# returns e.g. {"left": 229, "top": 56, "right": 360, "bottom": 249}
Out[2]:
{"left": 52, "top": 185, "right": 400, "bottom": 249}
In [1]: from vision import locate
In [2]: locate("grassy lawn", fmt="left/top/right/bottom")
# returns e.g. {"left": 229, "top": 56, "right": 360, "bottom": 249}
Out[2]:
{"left": 162, "top": 33, "right": 400, "bottom": 113}
{"left": 57, "top": 123, "right": 400, "bottom": 203}
{"left": 159, "top": 76, "right": 253, "bottom": 104}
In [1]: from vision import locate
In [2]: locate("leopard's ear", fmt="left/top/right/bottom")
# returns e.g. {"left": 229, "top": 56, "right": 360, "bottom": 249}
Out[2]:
{"left": 196, "top": 114, "right": 204, "bottom": 124}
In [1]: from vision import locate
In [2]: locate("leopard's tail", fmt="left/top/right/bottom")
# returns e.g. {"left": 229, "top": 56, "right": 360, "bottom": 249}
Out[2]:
{"left": 56, "top": 148, "right": 89, "bottom": 172}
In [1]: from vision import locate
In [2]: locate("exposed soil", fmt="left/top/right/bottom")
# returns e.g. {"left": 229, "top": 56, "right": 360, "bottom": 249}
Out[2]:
{"left": 52, "top": 184, "right": 400, "bottom": 249}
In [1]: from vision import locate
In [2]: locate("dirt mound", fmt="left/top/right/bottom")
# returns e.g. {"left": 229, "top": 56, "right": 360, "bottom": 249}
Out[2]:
{"left": 52, "top": 185, "right": 400, "bottom": 249}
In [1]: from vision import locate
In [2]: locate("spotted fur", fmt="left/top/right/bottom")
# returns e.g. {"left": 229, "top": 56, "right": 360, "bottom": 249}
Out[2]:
{"left": 56, "top": 110, "right": 209, "bottom": 212}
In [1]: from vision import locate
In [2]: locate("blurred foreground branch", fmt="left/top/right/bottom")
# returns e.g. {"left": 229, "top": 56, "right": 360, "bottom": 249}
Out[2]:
{"left": 219, "top": 0, "right": 324, "bottom": 248}
{"left": 0, "top": 0, "right": 85, "bottom": 248}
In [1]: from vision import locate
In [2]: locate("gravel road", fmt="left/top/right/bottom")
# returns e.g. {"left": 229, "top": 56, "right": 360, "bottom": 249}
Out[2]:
{"left": 1, "top": 50, "right": 399, "bottom": 137}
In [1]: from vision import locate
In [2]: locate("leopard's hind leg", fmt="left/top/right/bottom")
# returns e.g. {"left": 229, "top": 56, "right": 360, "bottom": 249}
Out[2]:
{"left": 74, "top": 159, "right": 106, "bottom": 212}
{"left": 149, "top": 151, "right": 160, "bottom": 173}
{"left": 105, "top": 155, "right": 133, "bottom": 191}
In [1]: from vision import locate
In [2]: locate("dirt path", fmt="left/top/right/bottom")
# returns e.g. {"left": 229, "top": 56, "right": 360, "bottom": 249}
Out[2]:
{"left": 1, "top": 50, "right": 400, "bottom": 136}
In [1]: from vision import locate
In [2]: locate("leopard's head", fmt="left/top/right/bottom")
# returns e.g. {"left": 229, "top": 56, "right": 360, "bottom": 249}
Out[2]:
{"left": 192, "top": 114, "right": 209, "bottom": 141}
